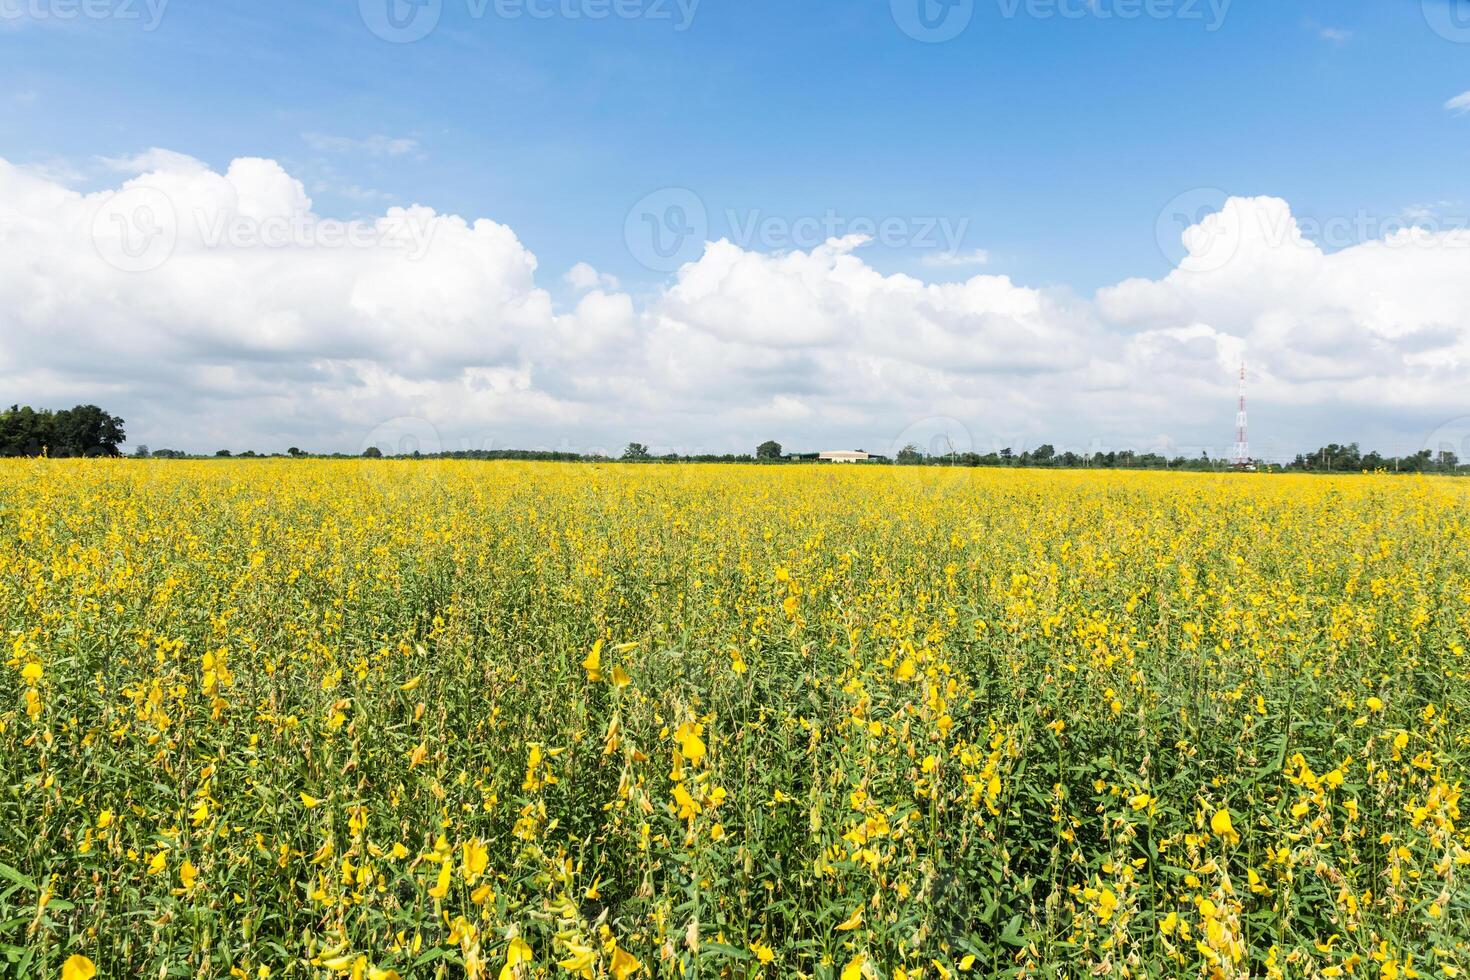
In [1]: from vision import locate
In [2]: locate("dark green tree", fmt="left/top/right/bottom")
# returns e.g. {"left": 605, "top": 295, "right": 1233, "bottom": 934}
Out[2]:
{"left": 756, "top": 440, "right": 783, "bottom": 460}
{"left": 0, "top": 404, "right": 125, "bottom": 456}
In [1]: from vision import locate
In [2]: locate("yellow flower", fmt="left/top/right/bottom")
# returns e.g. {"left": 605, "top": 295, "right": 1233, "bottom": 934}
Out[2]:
{"left": 840, "top": 953, "right": 865, "bottom": 980}
{"left": 835, "top": 907, "right": 863, "bottom": 931}
{"left": 674, "top": 722, "right": 707, "bottom": 764}
{"left": 300, "top": 792, "right": 321, "bottom": 808}
{"left": 750, "top": 941, "right": 775, "bottom": 965}
{"left": 1210, "top": 808, "right": 1235, "bottom": 840}
{"left": 557, "top": 944, "right": 597, "bottom": 975}
{"left": 608, "top": 945, "right": 641, "bottom": 980}
{"left": 498, "top": 937, "right": 532, "bottom": 980}
{"left": 146, "top": 851, "right": 167, "bottom": 875}
{"left": 583, "top": 639, "right": 603, "bottom": 682}
{"left": 462, "top": 839, "right": 489, "bottom": 882}
{"left": 179, "top": 859, "right": 199, "bottom": 890}
{"left": 672, "top": 784, "right": 700, "bottom": 820}
{"left": 61, "top": 955, "right": 96, "bottom": 980}
{"left": 428, "top": 860, "right": 451, "bottom": 899}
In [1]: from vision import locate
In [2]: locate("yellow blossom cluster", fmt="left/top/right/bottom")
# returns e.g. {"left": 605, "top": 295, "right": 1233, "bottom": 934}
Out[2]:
{"left": 2, "top": 459, "right": 1469, "bottom": 977}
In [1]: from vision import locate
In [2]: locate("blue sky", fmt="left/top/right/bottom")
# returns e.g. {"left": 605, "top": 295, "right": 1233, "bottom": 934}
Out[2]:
{"left": 2, "top": 0, "right": 1470, "bottom": 458}
{"left": 7, "top": 0, "right": 1468, "bottom": 293}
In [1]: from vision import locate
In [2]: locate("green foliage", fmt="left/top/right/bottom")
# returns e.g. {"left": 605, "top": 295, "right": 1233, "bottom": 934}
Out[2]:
{"left": 0, "top": 404, "right": 126, "bottom": 457}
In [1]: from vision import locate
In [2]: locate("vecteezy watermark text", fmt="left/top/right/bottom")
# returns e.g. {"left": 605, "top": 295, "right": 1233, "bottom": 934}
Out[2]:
{"left": 724, "top": 210, "right": 970, "bottom": 254}
{"left": 91, "top": 186, "right": 438, "bottom": 273}
{"left": 624, "top": 188, "right": 972, "bottom": 272}
{"left": 1156, "top": 187, "right": 1470, "bottom": 275}
{"left": 358, "top": 0, "right": 697, "bottom": 43}
{"left": 891, "top": 0, "right": 1230, "bottom": 42}
{"left": 0, "top": 0, "right": 167, "bottom": 29}
{"left": 995, "top": 0, "right": 1230, "bottom": 27}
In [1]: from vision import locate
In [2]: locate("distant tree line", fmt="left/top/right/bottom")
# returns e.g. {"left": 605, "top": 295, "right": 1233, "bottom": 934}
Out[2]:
{"left": 1285, "top": 442, "right": 1463, "bottom": 474}
{"left": 888, "top": 443, "right": 1254, "bottom": 470}
{"left": 0, "top": 405, "right": 126, "bottom": 457}
{"left": 4, "top": 409, "right": 1465, "bottom": 475}
{"left": 885, "top": 441, "right": 1466, "bottom": 474}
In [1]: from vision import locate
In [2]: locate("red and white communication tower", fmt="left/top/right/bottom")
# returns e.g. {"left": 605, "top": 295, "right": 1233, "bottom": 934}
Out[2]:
{"left": 1233, "top": 361, "right": 1251, "bottom": 469}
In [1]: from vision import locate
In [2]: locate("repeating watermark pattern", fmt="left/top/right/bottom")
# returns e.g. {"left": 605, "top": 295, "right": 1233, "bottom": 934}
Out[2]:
{"left": 889, "top": 416, "right": 976, "bottom": 463}
{"left": 358, "top": 0, "right": 698, "bottom": 42}
{"left": 1422, "top": 415, "right": 1470, "bottom": 466}
{"left": 1422, "top": 0, "right": 1470, "bottom": 42}
{"left": 1155, "top": 187, "right": 1237, "bottom": 273}
{"left": 358, "top": 0, "right": 442, "bottom": 43}
{"left": 0, "top": 0, "right": 168, "bottom": 30}
{"left": 892, "top": 0, "right": 1231, "bottom": 42}
{"left": 89, "top": 186, "right": 439, "bottom": 273}
{"left": 92, "top": 187, "right": 179, "bottom": 274}
{"left": 361, "top": 416, "right": 446, "bottom": 458}
{"left": 891, "top": 0, "right": 974, "bottom": 42}
{"left": 624, "top": 188, "right": 708, "bottom": 273}
{"left": 624, "top": 187, "right": 973, "bottom": 272}
{"left": 725, "top": 210, "right": 970, "bottom": 254}
{"left": 193, "top": 211, "right": 436, "bottom": 257}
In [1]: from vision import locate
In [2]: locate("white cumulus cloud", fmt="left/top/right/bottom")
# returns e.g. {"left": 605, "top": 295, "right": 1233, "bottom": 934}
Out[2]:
{"left": 3, "top": 153, "right": 1470, "bottom": 460}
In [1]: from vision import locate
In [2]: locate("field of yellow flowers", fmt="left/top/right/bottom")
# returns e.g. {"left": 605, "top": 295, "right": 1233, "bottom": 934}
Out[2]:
{"left": 3, "top": 460, "right": 1468, "bottom": 979}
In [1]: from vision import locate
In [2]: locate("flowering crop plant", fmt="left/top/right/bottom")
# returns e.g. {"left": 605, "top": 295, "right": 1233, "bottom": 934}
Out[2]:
{"left": 3, "top": 459, "right": 1468, "bottom": 979}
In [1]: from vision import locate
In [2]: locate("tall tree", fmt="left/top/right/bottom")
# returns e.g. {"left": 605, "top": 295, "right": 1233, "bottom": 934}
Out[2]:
{"left": 0, "top": 404, "right": 125, "bottom": 457}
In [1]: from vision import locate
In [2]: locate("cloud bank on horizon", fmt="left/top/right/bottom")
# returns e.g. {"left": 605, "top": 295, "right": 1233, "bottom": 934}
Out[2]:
{"left": 2, "top": 150, "right": 1469, "bottom": 461}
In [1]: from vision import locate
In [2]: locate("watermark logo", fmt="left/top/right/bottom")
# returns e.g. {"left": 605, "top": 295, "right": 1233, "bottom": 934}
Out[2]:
{"left": 361, "top": 416, "right": 445, "bottom": 458}
{"left": 91, "top": 186, "right": 178, "bottom": 274}
{"left": 891, "top": 0, "right": 974, "bottom": 42}
{"left": 359, "top": 0, "right": 442, "bottom": 43}
{"left": 357, "top": 416, "right": 447, "bottom": 492}
{"left": 1423, "top": 0, "right": 1470, "bottom": 42}
{"left": 1422, "top": 415, "right": 1470, "bottom": 468}
{"left": 1155, "top": 187, "right": 1240, "bottom": 274}
{"left": 625, "top": 187, "right": 708, "bottom": 273}
{"left": 889, "top": 416, "right": 976, "bottom": 463}
{"left": 0, "top": 0, "right": 169, "bottom": 30}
